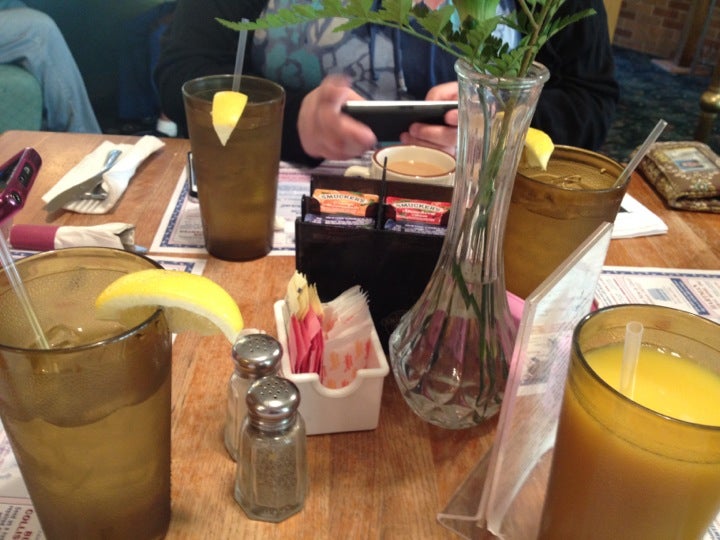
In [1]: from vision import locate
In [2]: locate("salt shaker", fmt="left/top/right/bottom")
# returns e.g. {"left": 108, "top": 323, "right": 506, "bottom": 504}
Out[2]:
{"left": 234, "top": 376, "right": 308, "bottom": 523}
{"left": 224, "top": 333, "right": 281, "bottom": 461}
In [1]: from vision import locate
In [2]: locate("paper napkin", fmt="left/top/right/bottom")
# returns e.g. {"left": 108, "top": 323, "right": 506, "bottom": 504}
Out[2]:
{"left": 9, "top": 223, "right": 139, "bottom": 252}
{"left": 41, "top": 136, "right": 164, "bottom": 214}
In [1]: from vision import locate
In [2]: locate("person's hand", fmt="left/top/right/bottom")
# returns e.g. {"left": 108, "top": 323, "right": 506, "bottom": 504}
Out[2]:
{"left": 399, "top": 81, "right": 459, "bottom": 156}
{"left": 298, "top": 75, "right": 378, "bottom": 160}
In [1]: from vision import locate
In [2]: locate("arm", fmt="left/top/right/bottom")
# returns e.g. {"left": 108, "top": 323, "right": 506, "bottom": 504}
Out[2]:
{"left": 532, "top": 0, "right": 619, "bottom": 151}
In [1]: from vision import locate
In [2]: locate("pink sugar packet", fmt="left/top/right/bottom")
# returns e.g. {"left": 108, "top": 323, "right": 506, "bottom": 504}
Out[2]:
{"left": 286, "top": 272, "right": 324, "bottom": 374}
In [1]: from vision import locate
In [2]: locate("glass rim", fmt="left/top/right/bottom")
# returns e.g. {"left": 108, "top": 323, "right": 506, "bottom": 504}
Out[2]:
{"left": 0, "top": 247, "right": 165, "bottom": 354}
{"left": 454, "top": 59, "right": 550, "bottom": 87}
{"left": 573, "top": 303, "right": 720, "bottom": 431}
{"left": 181, "top": 73, "right": 285, "bottom": 101}
{"left": 516, "top": 145, "right": 628, "bottom": 195}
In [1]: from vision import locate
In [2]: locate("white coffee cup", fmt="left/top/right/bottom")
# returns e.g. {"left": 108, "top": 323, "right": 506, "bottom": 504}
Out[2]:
{"left": 344, "top": 145, "right": 455, "bottom": 186}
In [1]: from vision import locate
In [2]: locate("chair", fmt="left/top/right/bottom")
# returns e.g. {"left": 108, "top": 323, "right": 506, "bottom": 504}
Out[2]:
{"left": 0, "top": 64, "right": 42, "bottom": 133}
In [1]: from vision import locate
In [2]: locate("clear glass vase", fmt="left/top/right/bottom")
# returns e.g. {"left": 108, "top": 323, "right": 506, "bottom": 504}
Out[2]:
{"left": 389, "top": 60, "right": 550, "bottom": 429}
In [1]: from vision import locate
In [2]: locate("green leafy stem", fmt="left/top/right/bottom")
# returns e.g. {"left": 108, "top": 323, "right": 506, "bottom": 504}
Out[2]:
{"left": 218, "top": 0, "right": 594, "bottom": 78}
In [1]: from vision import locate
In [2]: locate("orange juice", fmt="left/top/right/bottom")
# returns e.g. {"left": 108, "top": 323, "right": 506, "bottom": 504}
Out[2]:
{"left": 539, "top": 306, "right": 720, "bottom": 540}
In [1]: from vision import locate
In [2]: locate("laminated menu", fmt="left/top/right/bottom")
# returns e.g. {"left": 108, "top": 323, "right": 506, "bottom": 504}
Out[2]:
{"left": 637, "top": 141, "right": 720, "bottom": 213}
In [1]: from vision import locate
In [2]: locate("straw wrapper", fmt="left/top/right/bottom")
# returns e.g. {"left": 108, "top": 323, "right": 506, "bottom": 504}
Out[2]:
{"left": 9, "top": 223, "right": 138, "bottom": 252}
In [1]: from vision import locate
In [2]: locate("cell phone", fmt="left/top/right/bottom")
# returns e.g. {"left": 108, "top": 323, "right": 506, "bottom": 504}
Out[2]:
{"left": 0, "top": 147, "right": 42, "bottom": 224}
{"left": 341, "top": 100, "right": 457, "bottom": 142}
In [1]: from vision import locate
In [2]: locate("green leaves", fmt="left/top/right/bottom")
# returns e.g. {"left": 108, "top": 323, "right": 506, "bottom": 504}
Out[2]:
{"left": 217, "top": 0, "right": 594, "bottom": 78}
{"left": 452, "top": 0, "right": 501, "bottom": 25}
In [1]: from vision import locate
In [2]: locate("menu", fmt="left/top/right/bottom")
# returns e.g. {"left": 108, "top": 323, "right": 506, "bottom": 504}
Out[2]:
{"left": 596, "top": 266, "right": 720, "bottom": 324}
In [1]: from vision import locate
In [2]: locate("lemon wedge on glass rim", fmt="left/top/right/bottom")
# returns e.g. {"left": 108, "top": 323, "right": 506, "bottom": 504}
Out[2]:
{"left": 211, "top": 91, "right": 248, "bottom": 146}
{"left": 95, "top": 269, "right": 244, "bottom": 343}
{"left": 522, "top": 127, "right": 554, "bottom": 170}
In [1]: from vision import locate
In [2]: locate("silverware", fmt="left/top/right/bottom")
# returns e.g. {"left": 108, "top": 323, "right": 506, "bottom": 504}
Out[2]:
{"left": 44, "top": 149, "right": 122, "bottom": 212}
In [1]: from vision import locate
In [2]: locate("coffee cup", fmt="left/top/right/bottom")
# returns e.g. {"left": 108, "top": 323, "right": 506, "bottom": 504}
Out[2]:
{"left": 344, "top": 145, "right": 455, "bottom": 186}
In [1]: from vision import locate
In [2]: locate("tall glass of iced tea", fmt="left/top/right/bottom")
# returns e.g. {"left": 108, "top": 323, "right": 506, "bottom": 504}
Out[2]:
{"left": 183, "top": 74, "right": 285, "bottom": 261}
{"left": 0, "top": 247, "right": 172, "bottom": 540}
{"left": 504, "top": 146, "right": 629, "bottom": 299}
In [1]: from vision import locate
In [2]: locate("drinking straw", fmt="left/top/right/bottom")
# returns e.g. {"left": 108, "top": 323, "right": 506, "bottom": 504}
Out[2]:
{"left": 0, "top": 233, "right": 49, "bottom": 348}
{"left": 376, "top": 157, "right": 388, "bottom": 230}
{"left": 619, "top": 320, "right": 643, "bottom": 398}
{"left": 232, "top": 21, "right": 249, "bottom": 92}
{"left": 613, "top": 119, "right": 667, "bottom": 188}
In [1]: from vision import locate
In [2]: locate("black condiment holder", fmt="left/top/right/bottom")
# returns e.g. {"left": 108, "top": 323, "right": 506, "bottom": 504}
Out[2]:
{"left": 295, "top": 173, "right": 453, "bottom": 348}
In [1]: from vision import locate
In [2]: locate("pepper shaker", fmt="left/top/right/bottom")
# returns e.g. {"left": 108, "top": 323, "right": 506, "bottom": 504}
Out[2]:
{"left": 234, "top": 376, "right": 308, "bottom": 522}
{"left": 224, "top": 333, "right": 281, "bottom": 461}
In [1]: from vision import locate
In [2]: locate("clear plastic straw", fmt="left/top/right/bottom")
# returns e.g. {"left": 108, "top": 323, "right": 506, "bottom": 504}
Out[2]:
{"left": 0, "top": 233, "right": 49, "bottom": 348}
{"left": 232, "top": 21, "right": 249, "bottom": 92}
{"left": 619, "top": 321, "right": 643, "bottom": 398}
{"left": 613, "top": 119, "right": 667, "bottom": 188}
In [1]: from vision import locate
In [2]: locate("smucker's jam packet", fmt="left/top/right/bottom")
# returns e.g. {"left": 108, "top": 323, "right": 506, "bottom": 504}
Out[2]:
{"left": 303, "top": 213, "right": 375, "bottom": 228}
{"left": 383, "top": 196, "right": 450, "bottom": 235}
{"left": 311, "top": 189, "right": 379, "bottom": 217}
{"left": 384, "top": 220, "right": 446, "bottom": 236}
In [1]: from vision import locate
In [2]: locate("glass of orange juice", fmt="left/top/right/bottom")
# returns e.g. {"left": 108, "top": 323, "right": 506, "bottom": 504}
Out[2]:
{"left": 0, "top": 248, "right": 172, "bottom": 539}
{"left": 539, "top": 304, "right": 720, "bottom": 539}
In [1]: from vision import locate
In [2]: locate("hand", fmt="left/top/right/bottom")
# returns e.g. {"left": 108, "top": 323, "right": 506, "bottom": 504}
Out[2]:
{"left": 298, "top": 75, "right": 378, "bottom": 160}
{"left": 399, "top": 81, "right": 459, "bottom": 156}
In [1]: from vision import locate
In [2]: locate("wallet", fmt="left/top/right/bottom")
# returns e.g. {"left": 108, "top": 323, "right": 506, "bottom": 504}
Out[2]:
{"left": 637, "top": 141, "right": 720, "bottom": 213}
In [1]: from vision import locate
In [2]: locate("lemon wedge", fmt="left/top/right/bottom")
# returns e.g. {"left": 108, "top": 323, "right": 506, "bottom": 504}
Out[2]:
{"left": 211, "top": 91, "right": 248, "bottom": 146}
{"left": 522, "top": 127, "right": 554, "bottom": 170}
{"left": 95, "top": 269, "right": 244, "bottom": 343}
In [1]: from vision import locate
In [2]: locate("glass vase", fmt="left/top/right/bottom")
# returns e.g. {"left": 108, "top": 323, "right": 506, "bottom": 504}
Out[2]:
{"left": 389, "top": 60, "right": 550, "bottom": 429}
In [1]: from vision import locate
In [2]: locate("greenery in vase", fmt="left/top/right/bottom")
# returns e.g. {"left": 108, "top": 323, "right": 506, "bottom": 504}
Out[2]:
{"left": 220, "top": 1, "right": 595, "bottom": 425}
{"left": 218, "top": 0, "right": 594, "bottom": 78}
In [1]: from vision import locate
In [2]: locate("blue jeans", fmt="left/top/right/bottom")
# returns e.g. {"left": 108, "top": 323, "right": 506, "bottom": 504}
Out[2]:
{"left": 0, "top": 1, "right": 101, "bottom": 133}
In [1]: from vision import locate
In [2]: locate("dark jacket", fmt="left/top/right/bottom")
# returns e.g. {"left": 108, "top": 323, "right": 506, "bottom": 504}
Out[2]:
{"left": 156, "top": 0, "right": 619, "bottom": 164}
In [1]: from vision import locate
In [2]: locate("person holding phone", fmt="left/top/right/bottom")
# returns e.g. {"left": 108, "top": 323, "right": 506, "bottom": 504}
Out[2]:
{"left": 156, "top": 0, "right": 617, "bottom": 164}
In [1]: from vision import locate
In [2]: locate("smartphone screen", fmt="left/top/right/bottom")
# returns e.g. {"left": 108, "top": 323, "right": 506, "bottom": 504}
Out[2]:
{"left": 341, "top": 100, "right": 457, "bottom": 141}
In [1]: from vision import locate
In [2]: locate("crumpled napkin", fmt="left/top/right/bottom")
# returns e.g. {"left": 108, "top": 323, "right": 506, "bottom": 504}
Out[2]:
{"left": 41, "top": 136, "right": 164, "bottom": 214}
{"left": 9, "top": 223, "right": 139, "bottom": 252}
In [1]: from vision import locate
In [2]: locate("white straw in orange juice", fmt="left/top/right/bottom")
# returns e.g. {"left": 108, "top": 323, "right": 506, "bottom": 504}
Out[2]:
{"left": 620, "top": 321, "right": 643, "bottom": 398}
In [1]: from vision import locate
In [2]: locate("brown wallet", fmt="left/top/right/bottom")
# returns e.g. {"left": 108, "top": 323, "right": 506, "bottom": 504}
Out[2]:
{"left": 637, "top": 141, "right": 720, "bottom": 213}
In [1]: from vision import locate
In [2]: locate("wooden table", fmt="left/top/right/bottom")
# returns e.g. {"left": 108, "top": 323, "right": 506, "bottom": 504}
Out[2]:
{"left": 1, "top": 130, "right": 718, "bottom": 539}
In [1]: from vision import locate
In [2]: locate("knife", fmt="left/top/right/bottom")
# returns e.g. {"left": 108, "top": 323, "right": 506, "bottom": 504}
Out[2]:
{"left": 44, "top": 149, "right": 121, "bottom": 213}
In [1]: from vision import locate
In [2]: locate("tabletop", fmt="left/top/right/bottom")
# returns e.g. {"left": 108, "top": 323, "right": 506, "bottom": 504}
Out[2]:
{"left": 1, "top": 130, "right": 718, "bottom": 540}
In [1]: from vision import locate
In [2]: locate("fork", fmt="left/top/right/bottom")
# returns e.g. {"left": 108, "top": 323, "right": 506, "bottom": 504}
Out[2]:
{"left": 80, "top": 149, "right": 122, "bottom": 200}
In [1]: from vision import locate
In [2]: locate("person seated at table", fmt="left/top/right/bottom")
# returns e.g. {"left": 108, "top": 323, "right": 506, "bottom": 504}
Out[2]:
{"left": 155, "top": 0, "right": 618, "bottom": 165}
{"left": 0, "top": 0, "right": 101, "bottom": 133}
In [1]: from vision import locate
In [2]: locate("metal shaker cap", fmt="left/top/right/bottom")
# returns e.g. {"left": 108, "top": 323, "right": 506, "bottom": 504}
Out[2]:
{"left": 246, "top": 376, "right": 300, "bottom": 429}
{"left": 232, "top": 333, "right": 282, "bottom": 378}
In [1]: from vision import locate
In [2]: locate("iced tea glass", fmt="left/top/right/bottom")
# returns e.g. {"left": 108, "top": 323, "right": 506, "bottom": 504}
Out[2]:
{"left": 0, "top": 247, "right": 172, "bottom": 540}
{"left": 504, "top": 146, "right": 628, "bottom": 298}
{"left": 183, "top": 74, "right": 285, "bottom": 261}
